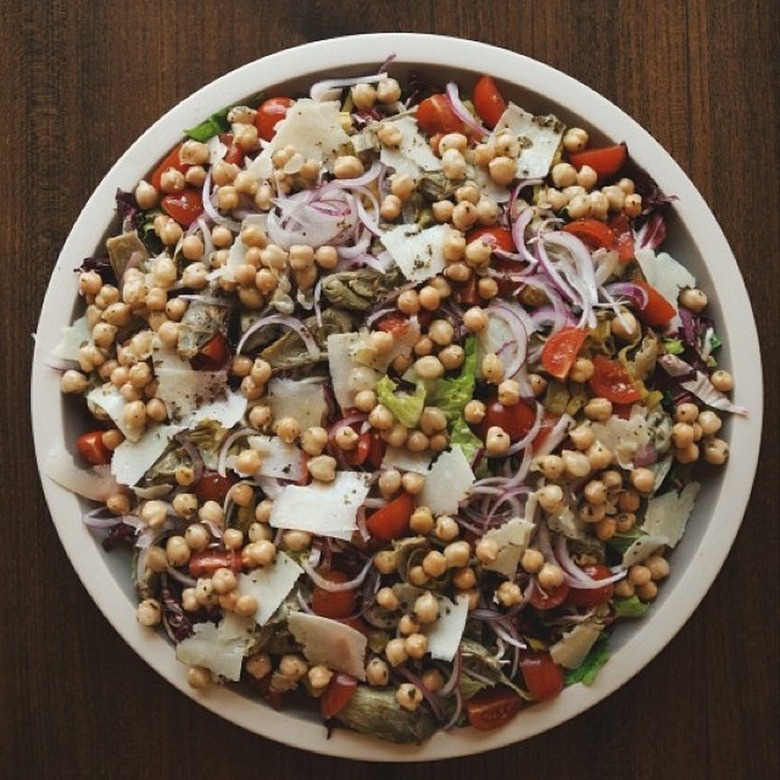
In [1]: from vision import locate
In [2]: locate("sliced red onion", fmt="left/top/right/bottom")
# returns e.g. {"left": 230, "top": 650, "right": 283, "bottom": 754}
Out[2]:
{"left": 510, "top": 207, "right": 541, "bottom": 267}
{"left": 603, "top": 281, "right": 650, "bottom": 310}
{"left": 336, "top": 226, "right": 372, "bottom": 259}
{"left": 445, "top": 81, "right": 489, "bottom": 138}
{"left": 236, "top": 313, "right": 321, "bottom": 359}
{"left": 301, "top": 558, "right": 373, "bottom": 592}
{"left": 486, "top": 301, "right": 530, "bottom": 378}
{"left": 553, "top": 534, "right": 596, "bottom": 585}
{"left": 309, "top": 71, "right": 389, "bottom": 102}
{"left": 81, "top": 509, "right": 123, "bottom": 530}
{"left": 533, "top": 231, "right": 579, "bottom": 304}
{"left": 487, "top": 618, "right": 528, "bottom": 650}
{"left": 562, "top": 567, "right": 627, "bottom": 590}
{"left": 166, "top": 565, "right": 197, "bottom": 588}
{"left": 266, "top": 188, "right": 356, "bottom": 249}
{"left": 216, "top": 426, "right": 255, "bottom": 477}
{"left": 321, "top": 160, "right": 384, "bottom": 191}
{"left": 201, "top": 169, "right": 242, "bottom": 232}
{"left": 533, "top": 413, "right": 575, "bottom": 457}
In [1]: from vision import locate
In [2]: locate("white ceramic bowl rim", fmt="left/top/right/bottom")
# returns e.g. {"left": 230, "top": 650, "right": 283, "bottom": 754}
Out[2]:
{"left": 31, "top": 33, "right": 763, "bottom": 761}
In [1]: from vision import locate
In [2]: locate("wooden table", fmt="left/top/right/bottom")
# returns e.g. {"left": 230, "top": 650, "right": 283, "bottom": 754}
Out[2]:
{"left": 2, "top": 1, "right": 776, "bottom": 777}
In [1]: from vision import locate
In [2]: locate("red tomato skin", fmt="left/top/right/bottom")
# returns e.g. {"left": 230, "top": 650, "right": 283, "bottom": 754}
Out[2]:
{"left": 568, "top": 143, "right": 628, "bottom": 179}
{"left": 190, "top": 333, "right": 230, "bottom": 371}
{"left": 609, "top": 213, "right": 636, "bottom": 261}
{"left": 540, "top": 327, "right": 587, "bottom": 380}
{"left": 566, "top": 564, "right": 615, "bottom": 608}
{"left": 467, "top": 225, "right": 516, "bottom": 252}
{"left": 518, "top": 651, "right": 565, "bottom": 700}
{"left": 188, "top": 549, "right": 242, "bottom": 577}
{"left": 341, "top": 431, "right": 371, "bottom": 467}
{"left": 465, "top": 687, "right": 523, "bottom": 730}
{"left": 632, "top": 280, "right": 677, "bottom": 325}
{"left": 589, "top": 355, "right": 642, "bottom": 404}
{"left": 194, "top": 471, "right": 237, "bottom": 504}
{"left": 474, "top": 398, "right": 536, "bottom": 442}
{"left": 311, "top": 570, "right": 357, "bottom": 619}
{"left": 531, "top": 412, "right": 561, "bottom": 454}
{"left": 219, "top": 132, "right": 245, "bottom": 165}
{"left": 150, "top": 144, "right": 190, "bottom": 191}
{"left": 76, "top": 431, "right": 112, "bottom": 466}
{"left": 529, "top": 581, "right": 570, "bottom": 610}
{"left": 365, "top": 492, "right": 415, "bottom": 541}
{"left": 255, "top": 97, "right": 294, "bottom": 142}
{"left": 161, "top": 187, "right": 203, "bottom": 227}
{"left": 562, "top": 218, "right": 615, "bottom": 250}
{"left": 366, "top": 432, "right": 386, "bottom": 470}
{"left": 472, "top": 75, "right": 507, "bottom": 129}
{"left": 416, "top": 94, "right": 463, "bottom": 135}
{"left": 320, "top": 673, "right": 358, "bottom": 720}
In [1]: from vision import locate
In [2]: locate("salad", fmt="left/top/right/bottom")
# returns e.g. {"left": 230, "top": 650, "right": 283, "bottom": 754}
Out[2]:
{"left": 46, "top": 65, "right": 746, "bottom": 744}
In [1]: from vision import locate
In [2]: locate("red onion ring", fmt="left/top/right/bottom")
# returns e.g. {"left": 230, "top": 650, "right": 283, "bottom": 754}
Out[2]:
{"left": 236, "top": 313, "right": 321, "bottom": 359}
{"left": 301, "top": 558, "right": 373, "bottom": 592}
{"left": 444, "top": 81, "right": 489, "bottom": 138}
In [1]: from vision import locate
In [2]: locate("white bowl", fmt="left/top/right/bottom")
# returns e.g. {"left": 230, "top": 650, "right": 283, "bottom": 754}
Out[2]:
{"left": 31, "top": 33, "right": 763, "bottom": 761}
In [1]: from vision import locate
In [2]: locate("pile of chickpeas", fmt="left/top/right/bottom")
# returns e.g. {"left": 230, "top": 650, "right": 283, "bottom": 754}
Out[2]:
{"left": 60, "top": 74, "right": 735, "bottom": 710}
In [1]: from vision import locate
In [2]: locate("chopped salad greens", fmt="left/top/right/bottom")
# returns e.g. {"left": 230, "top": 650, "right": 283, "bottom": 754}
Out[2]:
{"left": 47, "top": 66, "right": 745, "bottom": 743}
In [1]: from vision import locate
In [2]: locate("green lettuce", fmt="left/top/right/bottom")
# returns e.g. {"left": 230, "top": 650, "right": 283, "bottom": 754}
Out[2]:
{"left": 185, "top": 107, "right": 232, "bottom": 142}
{"left": 565, "top": 633, "right": 611, "bottom": 686}
{"left": 613, "top": 595, "right": 651, "bottom": 619}
{"left": 375, "top": 376, "right": 426, "bottom": 428}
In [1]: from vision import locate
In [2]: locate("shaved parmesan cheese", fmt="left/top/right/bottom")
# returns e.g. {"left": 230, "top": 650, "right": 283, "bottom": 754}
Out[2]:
{"left": 44, "top": 445, "right": 120, "bottom": 502}
{"left": 237, "top": 552, "right": 303, "bottom": 626}
{"left": 641, "top": 482, "right": 701, "bottom": 548}
{"left": 269, "top": 471, "right": 371, "bottom": 541}
{"left": 175, "top": 613, "right": 255, "bottom": 681}
{"left": 52, "top": 315, "right": 91, "bottom": 361}
{"left": 680, "top": 371, "right": 748, "bottom": 415}
{"left": 267, "top": 377, "right": 327, "bottom": 431}
{"left": 327, "top": 332, "right": 362, "bottom": 410}
{"left": 287, "top": 611, "right": 367, "bottom": 680}
{"left": 244, "top": 435, "right": 308, "bottom": 482}
{"left": 250, "top": 99, "right": 350, "bottom": 180}
{"left": 153, "top": 346, "right": 228, "bottom": 422}
{"left": 185, "top": 389, "right": 247, "bottom": 429}
{"left": 482, "top": 517, "right": 535, "bottom": 578}
{"left": 621, "top": 533, "right": 670, "bottom": 568}
{"left": 549, "top": 622, "right": 603, "bottom": 669}
{"left": 380, "top": 115, "right": 442, "bottom": 178}
{"left": 491, "top": 103, "right": 564, "bottom": 179}
{"left": 207, "top": 134, "right": 228, "bottom": 166}
{"left": 636, "top": 249, "right": 695, "bottom": 327}
{"left": 419, "top": 446, "right": 475, "bottom": 515}
{"left": 87, "top": 384, "right": 141, "bottom": 441}
{"left": 111, "top": 424, "right": 181, "bottom": 486}
{"left": 381, "top": 446, "right": 435, "bottom": 474}
{"left": 380, "top": 223, "right": 449, "bottom": 283}
{"left": 547, "top": 506, "right": 589, "bottom": 540}
{"left": 425, "top": 594, "right": 470, "bottom": 661}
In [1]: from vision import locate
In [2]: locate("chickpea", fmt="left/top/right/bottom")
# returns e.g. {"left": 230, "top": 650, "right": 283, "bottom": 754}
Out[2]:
{"left": 365, "top": 657, "right": 390, "bottom": 687}
{"left": 562, "top": 449, "right": 592, "bottom": 478}
{"left": 417, "top": 286, "right": 441, "bottom": 312}
{"left": 521, "top": 548, "right": 545, "bottom": 574}
{"left": 481, "top": 353, "right": 505, "bottom": 384}
{"left": 679, "top": 287, "right": 708, "bottom": 313}
{"left": 432, "top": 199, "right": 455, "bottom": 223}
{"left": 563, "top": 127, "right": 589, "bottom": 152}
{"left": 410, "top": 506, "right": 434, "bottom": 534}
{"left": 636, "top": 581, "right": 659, "bottom": 601}
{"left": 401, "top": 472, "right": 425, "bottom": 494}
{"left": 451, "top": 200, "right": 478, "bottom": 231}
{"left": 415, "top": 355, "right": 444, "bottom": 380}
{"left": 675, "top": 442, "right": 700, "bottom": 464}
{"left": 184, "top": 523, "right": 210, "bottom": 552}
{"left": 646, "top": 554, "right": 670, "bottom": 580}
{"left": 166, "top": 535, "right": 191, "bottom": 567}
{"left": 496, "top": 581, "right": 523, "bottom": 607}
{"left": 187, "top": 666, "right": 211, "bottom": 689}
{"left": 463, "top": 306, "right": 488, "bottom": 332}
{"left": 396, "top": 683, "right": 424, "bottom": 712}
{"left": 441, "top": 148, "right": 468, "bottom": 180}
{"left": 307, "top": 454, "right": 337, "bottom": 483}
{"left": 60, "top": 369, "right": 89, "bottom": 394}
{"left": 623, "top": 193, "right": 643, "bottom": 218}
{"left": 630, "top": 467, "right": 655, "bottom": 495}
{"left": 136, "top": 598, "right": 162, "bottom": 627}
{"left": 628, "top": 564, "right": 652, "bottom": 587}
{"left": 675, "top": 402, "right": 700, "bottom": 424}
{"left": 594, "top": 517, "right": 617, "bottom": 541}
{"left": 434, "top": 515, "right": 459, "bottom": 541}
{"left": 618, "top": 489, "right": 641, "bottom": 512}
{"left": 584, "top": 397, "right": 613, "bottom": 422}
{"left": 488, "top": 156, "right": 517, "bottom": 186}
{"left": 569, "top": 424, "right": 595, "bottom": 451}
{"left": 475, "top": 537, "right": 499, "bottom": 565}
{"left": 413, "top": 591, "right": 440, "bottom": 624}
{"left": 538, "top": 562, "right": 565, "bottom": 589}
{"left": 333, "top": 155, "right": 364, "bottom": 179}
{"left": 567, "top": 193, "right": 591, "bottom": 219}
{"left": 551, "top": 162, "right": 578, "bottom": 188}
{"left": 485, "top": 426, "right": 511, "bottom": 455}
{"left": 710, "top": 369, "right": 734, "bottom": 393}
{"left": 439, "top": 345, "right": 465, "bottom": 370}
{"left": 211, "top": 567, "right": 237, "bottom": 595}
{"left": 611, "top": 310, "right": 639, "bottom": 341}
{"left": 587, "top": 440, "right": 614, "bottom": 471}
{"left": 537, "top": 483, "right": 564, "bottom": 514}
{"left": 703, "top": 437, "right": 729, "bottom": 465}
{"left": 373, "top": 549, "right": 397, "bottom": 574}
{"left": 536, "top": 454, "right": 565, "bottom": 480}
{"left": 452, "top": 566, "right": 476, "bottom": 590}
{"left": 577, "top": 165, "right": 599, "bottom": 191}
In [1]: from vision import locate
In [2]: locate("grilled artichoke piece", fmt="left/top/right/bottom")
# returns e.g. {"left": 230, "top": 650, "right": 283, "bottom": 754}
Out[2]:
{"left": 334, "top": 686, "right": 440, "bottom": 744}
{"left": 320, "top": 267, "right": 403, "bottom": 312}
{"left": 259, "top": 308, "right": 354, "bottom": 370}
{"left": 105, "top": 230, "right": 149, "bottom": 280}
{"left": 176, "top": 287, "right": 232, "bottom": 359}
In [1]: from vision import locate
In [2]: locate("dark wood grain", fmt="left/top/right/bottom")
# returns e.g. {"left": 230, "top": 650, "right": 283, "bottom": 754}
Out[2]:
{"left": 2, "top": 1, "right": 777, "bottom": 777}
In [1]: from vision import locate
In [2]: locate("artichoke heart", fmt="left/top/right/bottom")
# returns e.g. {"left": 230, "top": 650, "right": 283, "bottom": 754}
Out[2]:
{"left": 320, "top": 268, "right": 402, "bottom": 312}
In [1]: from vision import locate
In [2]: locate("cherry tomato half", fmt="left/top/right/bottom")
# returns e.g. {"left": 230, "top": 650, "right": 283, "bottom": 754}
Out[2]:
{"left": 531, "top": 412, "right": 562, "bottom": 454}
{"left": 467, "top": 225, "right": 516, "bottom": 252}
{"left": 529, "top": 581, "right": 570, "bottom": 610}
{"left": 632, "top": 279, "right": 677, "bottom": 326}
{"left": 150, "top": 144, "right": 190, "bottom": 191}
{"left": 416, "top": 93, "right": 464, "bottom": 135}
{"left": 219, "top": 132, "right": 245, "bottom": 165}
{"left": 472, "top": 74, "right": 507, "bottom": 129}
{"left": 194, "top": 471, "right": 237, "bottom": 504}
{"left": 562, "top": 218, "right": 615, "bottom": 250}
{"left": 190, "top": 333, "right": 231, "bottom": 371}
{"left": 255, "top": 97, "right": 294, "bottom": 142}
{"left": 566, "top": 564, "right": 615, "bottom": 608}
{"left": 540, "top": 326, "right": 587, "bottom": 380}
{"left": 76, "top": 430, "right": 112, "bottom": 466}
{"left": 589, "top": 354, "right": 642, "bottom": 404}
{"left": 568, "top": 143, "right": 628, "bottom": 180}
{"left": 320, "top": 673, "right": 358, "bottom": 720}
{"left": 311, "top": 570, "right": 357, "bottom": 619}
{"left": 341, "top": 431, "right": 371, "bottom": 468}
{"left": 609, "top": 213, "right": 636, "bottom": 262}
{"left": 161, "top": 187, "right": 203, "bottom": 228}
{"left": 518, "top": 650, "right": 565, "bottom": 700}
{"left": 365, "top": 491, "right": 415, "bottom": 541}
{"left": 474, "top": 397, "right": 536, "bottom": 442}
{"left": 188, "top": 548, "right": 242, "bottom": 578}
{"left": 465, "top": 687, "right": 523, "bottom": 730}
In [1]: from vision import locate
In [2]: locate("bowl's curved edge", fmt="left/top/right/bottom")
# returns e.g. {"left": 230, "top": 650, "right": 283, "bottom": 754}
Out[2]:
{"left": 30, "top": 32, "right": 764, "bottom": 762}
